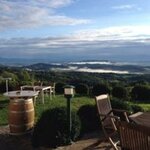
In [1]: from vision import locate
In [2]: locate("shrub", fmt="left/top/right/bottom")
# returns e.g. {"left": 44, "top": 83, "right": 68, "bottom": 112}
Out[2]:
{"left": 131, "top": 85, "right": 150, "bottom": 102}
{"left": 32, "top": 107, "right": 81, "bottom": 148}
{"left": 77, "top": 104, "right": 100, "bottom": 134}
{"left": 111, "top": 98, "right": 132, "bottom": 120}
{"left": 111, "top": 98, "right": 132, "bottom": 112}
{"left": 112, "top": 86, "right": 128, "bottom": 100}
{"left": 92, "top": 83, "right": 111, "bottom": 96}
{"left": 131, "top": 104, "right": 144, "bottom": 113}
{"left": 75, "top": 83, "right": 89, "bottom": 95}
{"left": 0, "top": 81, "right": 7, "bottom": 93}
{"left": 55, "top": 82, "right": 65, "bottom": 94}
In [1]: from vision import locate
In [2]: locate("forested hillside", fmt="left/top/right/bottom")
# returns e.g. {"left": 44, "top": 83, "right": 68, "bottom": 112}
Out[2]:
{"left": 0, "top": 65, "right": 150, "bottom": 102}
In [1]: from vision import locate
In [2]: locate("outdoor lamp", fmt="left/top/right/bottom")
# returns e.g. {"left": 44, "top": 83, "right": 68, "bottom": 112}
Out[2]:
{"left": 64, "top": 85, "right": 75, "bottom": 144}
{"left": 3, "top": 78, "right": 12, "bottom": 93}
{"left": 64, "top": 85, "right": 75, "bottom": 98}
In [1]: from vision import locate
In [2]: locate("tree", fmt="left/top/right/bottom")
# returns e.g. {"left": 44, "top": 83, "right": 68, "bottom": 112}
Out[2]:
{"left": 112, "top": 86, "right": 128, "bottom": 100}
{"left": 18, "top": 70, "right": 31, "bottom": 85}
{"left": 75, "top": 83, "right": 89, "bottom": 95}
{"left": 1, "top": 71, "right": 18, "bottom": 81}
{"left": 0, "top": 71, "right": 19, "bottom": 92}
{"left": 92, "top": 83, "right": 111, "bottom": 96}
{"left": 131, "top": 85, "right": 150, "bottom": 102}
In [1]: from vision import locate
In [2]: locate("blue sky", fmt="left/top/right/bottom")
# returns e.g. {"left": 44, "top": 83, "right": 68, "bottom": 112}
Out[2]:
{"left": 0, "top": 0, "right": 150, "bottom": 62}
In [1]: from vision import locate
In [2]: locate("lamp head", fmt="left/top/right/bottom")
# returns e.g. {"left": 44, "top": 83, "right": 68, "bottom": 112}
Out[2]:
{"left": 64, "top": 85, "right": 75, "bottom": 98}
{"left": 3, "top": 78, "right": 12, "bottom": 80}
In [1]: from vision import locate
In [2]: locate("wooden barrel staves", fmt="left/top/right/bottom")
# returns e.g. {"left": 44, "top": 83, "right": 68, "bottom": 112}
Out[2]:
{"left": 8, "top": 98, "right": 34, "bottom": 135}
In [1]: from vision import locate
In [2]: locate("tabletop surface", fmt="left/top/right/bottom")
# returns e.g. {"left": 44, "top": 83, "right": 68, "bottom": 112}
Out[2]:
{"left": 129, "top": 112, "right": 150, "bottom": 128}
{"left": 4, "top": 90, "right": 39, "bottom": 97}
{"left": 21, "top": 85, "right": 51, "bottom": 90}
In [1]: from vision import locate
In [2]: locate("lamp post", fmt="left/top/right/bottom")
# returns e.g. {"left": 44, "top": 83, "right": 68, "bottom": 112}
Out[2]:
{"left": 3, "top": 78, "right": 12, "bottom": 93}
{"left": 64, "top": 85, "right": 75, "bottom": 144}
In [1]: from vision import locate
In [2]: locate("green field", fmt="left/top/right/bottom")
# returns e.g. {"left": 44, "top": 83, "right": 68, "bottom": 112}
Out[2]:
{"left": 0, "top": 94, "right": 150, "bottom": 126}
{"left": 129, "top": 102, "right": 150, "bottom": 112}
{"left": 0, "top": 95, "right": 95, "bottom": 126}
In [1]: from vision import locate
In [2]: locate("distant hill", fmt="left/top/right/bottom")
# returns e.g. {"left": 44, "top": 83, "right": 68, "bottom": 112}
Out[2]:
{"left": 22, "top": 61, "right": 150, "bottom": 74}
{"left": 0, "top": 58, "right": 149, "bottom": 74}
{"left": 23, "top": 63, "right": 66, "bottom": 71}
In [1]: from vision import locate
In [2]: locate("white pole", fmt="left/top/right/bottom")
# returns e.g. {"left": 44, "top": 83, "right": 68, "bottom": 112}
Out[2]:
{"left": 6, "top": 79, "right": 8, "bottom": 93}
{"left": 3, "top": 78, "right": 12, "bottom": 93}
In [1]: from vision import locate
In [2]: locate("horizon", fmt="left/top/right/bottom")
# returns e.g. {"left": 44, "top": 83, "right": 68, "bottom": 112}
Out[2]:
{"left": 1, "top": 58, "right": 150, "bottom": 75}
{"left": 0, "top": 0, "right": 150, "bottom": 62}
{"left": 0, "top": 57, "right": 150, "bottom": 67}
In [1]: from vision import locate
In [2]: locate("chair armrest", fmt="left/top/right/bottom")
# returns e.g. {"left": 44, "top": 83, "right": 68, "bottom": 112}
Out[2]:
{"left": 20, "top": 85, "right": 37, "bottom": 91}
{"left": 112, "top": 109, "right": 128, "bottom": 113}
{"left": 99, "top": 113, "right": 120, "bottom": 122}
{"left": 20, "top": 85, "right": 28, "bottom": 90}
{"left": 112, "top": 109, "right": 130, "bottom": 122}
{"left": 21, "top": 85, "right": 27, "bottom": 88}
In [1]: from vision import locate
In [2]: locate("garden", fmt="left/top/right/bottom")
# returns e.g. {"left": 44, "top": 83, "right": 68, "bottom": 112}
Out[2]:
{"left": 0, "top": 69, "right": 150, "bottom": 148}
{"left": 0, "top": 92, "right": 150, "bottom": 148}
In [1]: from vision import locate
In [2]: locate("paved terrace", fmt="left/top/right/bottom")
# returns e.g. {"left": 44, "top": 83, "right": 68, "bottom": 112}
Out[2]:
{"left": 0, "top": 125, "right": 113, "bottom": 150}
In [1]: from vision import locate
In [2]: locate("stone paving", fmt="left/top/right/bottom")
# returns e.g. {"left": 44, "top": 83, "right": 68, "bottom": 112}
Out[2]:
{"left": 0, "top": 125, "right": 33, "bottom": 150}
{"left": 0, "top": 125, "right": 113, "bottom": 150}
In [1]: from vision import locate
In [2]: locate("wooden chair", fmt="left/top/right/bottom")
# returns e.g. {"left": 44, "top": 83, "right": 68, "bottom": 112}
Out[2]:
{"left": 43, "top": 82, "right": 56, "bottom": 99}
{"left": 117, "top": 121, "right": 150, "bottom": 150}
{"left": 49, "top": 82, "right": 55, "bottom": 97}
{"left": 32, "top": 81, "right": 43, "bottom": 87}
{"left": 95, "top": 94, "right": 129, "bottom": 150}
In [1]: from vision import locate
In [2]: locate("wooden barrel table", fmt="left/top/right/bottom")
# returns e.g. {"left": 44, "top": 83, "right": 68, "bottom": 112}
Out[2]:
{"left": 8, "top": 98, "right": 34, "bottom": 135}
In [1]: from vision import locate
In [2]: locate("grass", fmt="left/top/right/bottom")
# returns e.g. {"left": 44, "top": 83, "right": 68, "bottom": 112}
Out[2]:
{"left": 0, "top": 94, "right": 95, "bottom": 126}
{"left": 0, "top": 96, "right": 9, "bottom": 125}
{"left": 128, "top": 101, "right": 150, "bottom": 112}
{"left": 133, "top": 103, "right": 150, "bottom": 112}
{"left": 34, "top": 95, "right": 95, "bottom": 122}
{"left": 0, "top": 94, "right": 150, "bottom": 126}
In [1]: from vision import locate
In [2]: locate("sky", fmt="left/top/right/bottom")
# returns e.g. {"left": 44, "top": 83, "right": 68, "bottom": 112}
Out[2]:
{"left": 0, "top": 0, "right": 150, "bottom": 63}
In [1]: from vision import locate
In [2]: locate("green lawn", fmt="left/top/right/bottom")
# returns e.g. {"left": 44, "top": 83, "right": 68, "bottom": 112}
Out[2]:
{"left": 0, "top": 94, "right": 150, "bottom": 126}
{"left": 127, "top": 100, "right": 150, "bottom": 112}
{"left": 133, "top": 103, "right": 150, "bottom": 112}
{"left": 0, "top": 95, "right": 9, "bottom": 125}
{"left": 0, "top": 94, "right": 95, "bottom": 126}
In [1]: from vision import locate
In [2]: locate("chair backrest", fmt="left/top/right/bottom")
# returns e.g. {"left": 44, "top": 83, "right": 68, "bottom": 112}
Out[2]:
{"left": 95, "top": 94, "right": 112, "bottom": 115}
{"left": 48, "top": 82, "right": 55, "bottom": 95}
{"left": 117, "top": 121, "right": 150, "bottom": 150}
{"left": 50, "top": 82, "right": 55, "bottom": 88}
{"left": 33, "top": 81, "right": 43, "bottom": 87}
{"left": 95, "top": 94, "right": 116, "bottom": 130}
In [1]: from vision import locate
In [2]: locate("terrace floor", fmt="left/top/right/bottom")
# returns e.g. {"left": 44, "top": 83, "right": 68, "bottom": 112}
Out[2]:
{"left": 0, "top": 125, "right": 114, "bottom": 150}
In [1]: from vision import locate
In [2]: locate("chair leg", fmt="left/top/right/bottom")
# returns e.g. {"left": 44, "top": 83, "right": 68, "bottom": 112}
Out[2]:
{"left": 53, "top": 90, "right": 55, "bottom": 97}
{"left": 33, "top": 96, "right": 38, "bottom": 106}
{"left": 108, "top": 137, "right": 119, "bottom": 150}
{"left": 102, "top": 128, "right": 119, "bottom": 150}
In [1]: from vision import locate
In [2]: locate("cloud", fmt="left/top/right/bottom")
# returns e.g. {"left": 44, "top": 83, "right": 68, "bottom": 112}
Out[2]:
{"left": 112, "top": 4, "right": 141, "bottom": 11}
{"left": 0, "top": 0, "right": 90, "bottom": 30}
{"left": 52, "top": 67, "right": 129, "bottom": 74}
{"left": 0, "top": 25, "right": 150, "bottom": 60}
{"left": 72, "top": 26, "right": 150, "bottom": 41}
{"left": 40, "top": 0, "right": 74, "bottom": 8}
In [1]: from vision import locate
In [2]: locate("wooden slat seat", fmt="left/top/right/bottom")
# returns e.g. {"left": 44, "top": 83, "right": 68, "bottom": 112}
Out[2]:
{"left": 117, "top": 121, "right": 150, "bottom": 150}
{"left": 95, "top": 94, "right": 129, "bottom": 150}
